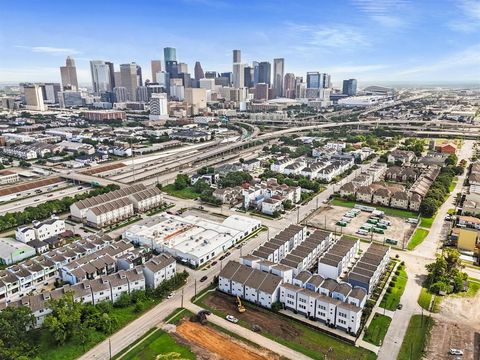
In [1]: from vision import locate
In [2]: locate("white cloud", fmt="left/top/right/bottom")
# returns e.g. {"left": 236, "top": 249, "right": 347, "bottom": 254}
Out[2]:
{"left": 351, "top": 0, "right": 410, "bottom": 28}
{"left": 449, "top": 0, "right": 480, "bottom": 32}
{"left": 0, "top": 67, "right": 60, "bottom": 82}
{"left": 327, "top": 64, "right": 390, "bottom": 73}
{"left": 397, "top": 44, "right": 480, "bottom": 76}
{"left": 286, "top": 23, "right": 369, "bottom": 49}
{"left": 457, "top": 0, "right": 480, "bottom": 19}
{"left": 15, "top": 45, "right": 80, "bottom": 55}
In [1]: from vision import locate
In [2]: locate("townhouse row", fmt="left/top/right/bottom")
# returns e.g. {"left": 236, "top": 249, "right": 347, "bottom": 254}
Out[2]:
{"left": 280, "top": 271, "right": 367, "bottom": 334}
{"left": 346, "top": 243, "right": 390, "bottom": 294}
{"left": 70, "top": 184, "right": 163, "bottom": 228}
{"left": 218, "top": 260, "right": 366, "bottom": 334}
{"left": 317, "top": 237, "right": 360, "bottom": 279}
{"left": 0, "top": 234, "right": 114, "bottom": 303}
{"left": 1, "top": 254, "right": 177, "bottom": 327}
{"left": 271, "top": 157, "right": 354, "bottom": 183}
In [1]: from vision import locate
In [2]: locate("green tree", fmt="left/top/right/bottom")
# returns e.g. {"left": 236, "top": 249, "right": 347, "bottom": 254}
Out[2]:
{"left": 19, "top": 160, "right": 31, "bottom": 168}
{"left": 43, "top": 292, "right": 83, "bottom": 344}
{"left": 445, "top": 153, "right": 458, "bottom": 166}
{"left": 174, "top": 174, "right": 190, "bottom": 190}
{"left": 218, "top": 171, "right": 252, "bottom": 188}
{"left": 192, "top": 179, "right": 211, "bottom": 194}
{"left": 0, "top": 306, "right": 37, "bottom": 360}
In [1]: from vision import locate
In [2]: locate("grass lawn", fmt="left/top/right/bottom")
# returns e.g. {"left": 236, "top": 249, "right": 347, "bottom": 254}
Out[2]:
{"left": 162, "top": 184, "right": 200, "bottom": 199}
{"left": 363, "top": 313, "right": 392, "bottom": 346}
{"left": 397, "top": 315, "right": 434, "bottom": 360}
{"left": 451, "top": 278, "right": 480, "bottom": 298}
{"left": 419, "top": 216, "right": 434, "bottom": 228}
{"left": 449, "top": 180, "right": 457, "bottom": 193}
{"left": 117, "top": 328, "right": 195, "bottom": 360}
{"left": 331, "top": 198, "right": 418, "bottom": 218}
{"left": 380, "top": 265, "right": 408, "bottom": 311}
{"left": 407, "top": 229, "right": 429, "bottom": 251}
{"left": 417, "top": 287, "right": 433, "bottom": 311}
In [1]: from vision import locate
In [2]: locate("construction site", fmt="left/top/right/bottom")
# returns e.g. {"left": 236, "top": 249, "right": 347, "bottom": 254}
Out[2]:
{"left": 197, "top": 290, "right": 376, "bottom": 360}
{"left": 175, "top": 319, "right": 279, "bottom": 360}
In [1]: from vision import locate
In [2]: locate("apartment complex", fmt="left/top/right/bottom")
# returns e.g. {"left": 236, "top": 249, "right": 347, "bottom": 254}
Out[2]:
{"left": 70, "top": 184, "right": 163, "bottom": 228}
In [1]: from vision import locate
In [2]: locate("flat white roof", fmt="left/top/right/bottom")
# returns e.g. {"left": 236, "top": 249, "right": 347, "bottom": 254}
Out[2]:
{"left": 0, "top": 238, "right": 35, "bottom": 258}
{"left": 124, "top": 213, "right": 260, "bottom": 259}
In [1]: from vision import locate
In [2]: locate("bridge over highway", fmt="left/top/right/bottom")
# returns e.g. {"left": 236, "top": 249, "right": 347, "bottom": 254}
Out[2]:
{"left": 60, "top": 172, "right": 125, "bottom": 187}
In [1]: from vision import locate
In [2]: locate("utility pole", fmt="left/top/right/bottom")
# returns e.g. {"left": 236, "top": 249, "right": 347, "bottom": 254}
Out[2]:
{"left": 194, "top": 278, "right": 197, "bottom": 300}
{"left": 181, "top": 288, "right": 184, "bottom": 308}
{"left": 109, "top": 338, "right": 112, "bottom": 360}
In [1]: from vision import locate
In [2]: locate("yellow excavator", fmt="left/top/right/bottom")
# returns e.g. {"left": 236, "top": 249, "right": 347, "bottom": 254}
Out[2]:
{"left": 236, "top": 296, "right": 246, "bottom": 313}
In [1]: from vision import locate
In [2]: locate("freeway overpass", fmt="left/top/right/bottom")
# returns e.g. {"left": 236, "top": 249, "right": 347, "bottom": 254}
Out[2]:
{"left": 60, "top": 172, "right": 125, "bottom": 187}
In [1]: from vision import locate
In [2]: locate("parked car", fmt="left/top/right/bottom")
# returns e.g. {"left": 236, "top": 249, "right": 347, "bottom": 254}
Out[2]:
{"left": 226, "top": 315, "right": 239, "bottom": 323}
{"left": 211, "top": 261, "right": 217, "bottom": 266}
{"left": 167, "top": 292, "right": 175, "bottom": 299}
{"left": 200, "top": 276, "right": 208, "bottom": 282}
{"left": 397, "top": 303, "right": 403, "bottom": 310}
{"left": 449, "top": 349, "right": 463, "bottom": 356}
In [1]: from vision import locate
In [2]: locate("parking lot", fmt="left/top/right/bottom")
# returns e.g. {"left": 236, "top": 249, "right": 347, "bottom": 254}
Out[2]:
{"left": 308, "top": 204, "right": 416, "bottom": 248}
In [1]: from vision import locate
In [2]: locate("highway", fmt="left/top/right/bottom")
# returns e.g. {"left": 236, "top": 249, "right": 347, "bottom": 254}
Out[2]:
{"left": 61, "top": 116, "right": 480, "bottom": 189}
{"left": 0, "top": 185, "right": 89, "bottom": 215}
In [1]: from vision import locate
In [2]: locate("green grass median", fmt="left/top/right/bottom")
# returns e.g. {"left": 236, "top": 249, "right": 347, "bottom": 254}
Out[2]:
{"left": 397, "top": 315, "right": 434, "bottom": 360}
{"left": 363, "top": 313, "right": 392, "bottom": 346}
{"left": 407, "top": 229, "right": 429, "bottom": 251}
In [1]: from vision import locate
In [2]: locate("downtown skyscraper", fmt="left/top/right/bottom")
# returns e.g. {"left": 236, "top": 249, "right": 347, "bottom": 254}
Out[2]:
{"left": 258, "top": 61, "right": 271, "bottom": 85}
{"left": 194, "top": 61, "right": 204, "bottom": 81}
{"left": 90, "top": 60, "right": 113, "bottom": 93}
{"left": 273, "top": 58, "right": 284, "bottom": 98}
{"left": 60, "top": 56, "right": 78, "bottom": 90}
{"left": 120, "top": 63, "right": 139, "bottom": 101}
{"left": 232, "top": 49, "right": 244, "bottom": 88}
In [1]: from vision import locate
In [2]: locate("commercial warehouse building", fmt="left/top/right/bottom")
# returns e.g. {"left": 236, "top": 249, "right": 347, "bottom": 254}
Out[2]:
{"left": 123, "top": 213, "right": 261, "bottom": 267}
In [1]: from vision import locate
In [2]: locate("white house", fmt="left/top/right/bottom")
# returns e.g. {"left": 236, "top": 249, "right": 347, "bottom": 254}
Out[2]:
{"left": 142, "top": 254, "right": 176, "bottom": 289}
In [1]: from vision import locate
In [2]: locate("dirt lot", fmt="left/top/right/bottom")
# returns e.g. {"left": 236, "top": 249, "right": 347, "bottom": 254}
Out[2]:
{"left": 201, "top": 291, "right": 375, "bottom": 360}
{"left": 309, "top": 204, "right": 415, "bottom": 247}
{"left": 425, "top": 292, "right": 480, "bottom": 360}
{"left": 203, "top": 290, "right": 302, "bottom": 340}
{"left": 176, "top": 320, "right": 278, "bottom": 360}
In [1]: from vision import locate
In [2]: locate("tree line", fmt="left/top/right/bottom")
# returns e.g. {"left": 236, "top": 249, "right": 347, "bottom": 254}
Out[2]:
{"left": 419, "top": 158, "right": 464, "bottom": 217}
{"left": 0, "top": 184, "right": 120, "bottom": 232}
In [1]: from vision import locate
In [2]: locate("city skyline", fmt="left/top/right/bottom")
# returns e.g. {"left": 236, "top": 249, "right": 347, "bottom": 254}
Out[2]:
{"left": 1, "top": 0, "right": 480, "bottom": 85}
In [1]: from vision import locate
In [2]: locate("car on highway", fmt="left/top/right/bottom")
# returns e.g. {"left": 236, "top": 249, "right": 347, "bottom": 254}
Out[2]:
{"left": 449, "top": 349, "right": 463, "bottom": 356}
{"left": 225, "top": 315, "right": 239, "bottom": 323}
{"left": 200, "top": 276, "right": 208, "bottom": 282}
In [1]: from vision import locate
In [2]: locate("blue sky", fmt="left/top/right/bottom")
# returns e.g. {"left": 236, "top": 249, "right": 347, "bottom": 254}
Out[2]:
{"left": 1, "top": 0, "right": 479, "bottom": 86}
